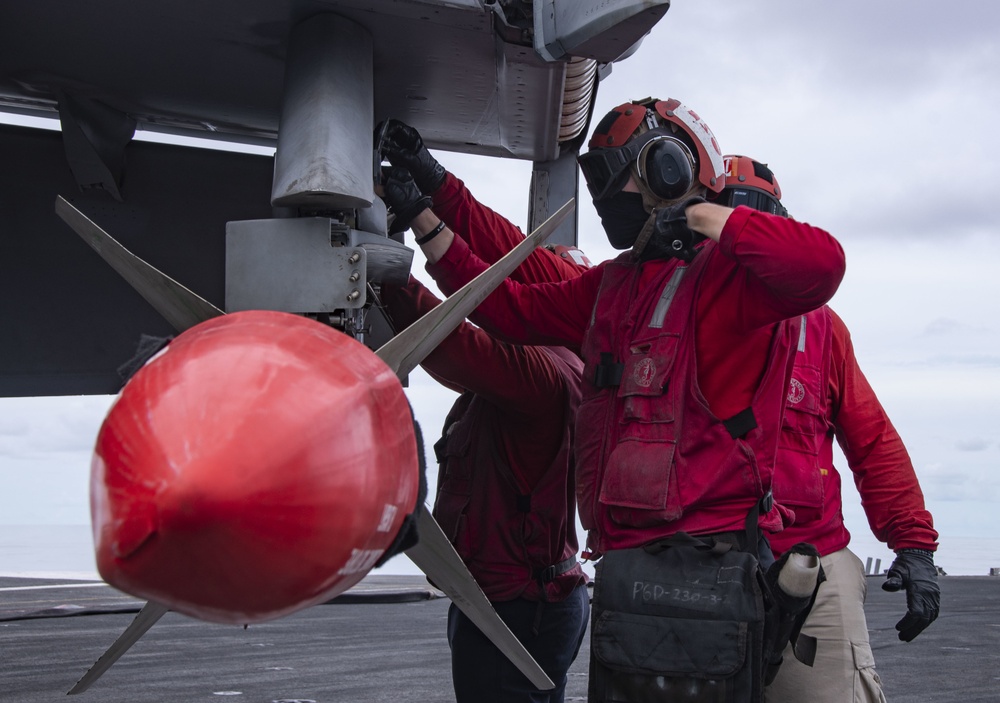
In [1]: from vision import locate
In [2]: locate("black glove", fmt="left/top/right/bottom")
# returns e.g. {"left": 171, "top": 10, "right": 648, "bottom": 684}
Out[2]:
{"left": 375, "top": 118, "right": 446, "bottom": 194}
{"left": 639, "top": 196, "right": 708, "bottom": 263}
{"left": 881, "top": 548, "right": 940, "bottom": 642}
{"left": 380, "top": 166, "right": 432, "bottom": 235}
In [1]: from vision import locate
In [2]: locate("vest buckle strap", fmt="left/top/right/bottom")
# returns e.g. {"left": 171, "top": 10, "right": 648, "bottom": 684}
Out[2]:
{"left": 722, "top": 406, "right": 757, "bottom": 439}
{"left": 759, "top": 490, "right": 774, "bottom": 514}
{"left": 533, "top": 556, "right": 578, "bottom": 583}
{"left": 594, "top": 352, "right": 624, "bottom": 388}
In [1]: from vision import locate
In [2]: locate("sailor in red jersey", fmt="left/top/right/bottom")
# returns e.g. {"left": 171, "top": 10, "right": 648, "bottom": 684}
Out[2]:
{"left": 377, "top": 125, "right": 592, "bottom": 703}
{"left": 714, "top": 155, "right": 939, "bottom": 703}
{"left": 379, "top": 99, "right": 846, "bottom": 701}
{"left": 382, "top": 276, "right": 588, "bottom": 703}
{"left": 419, "top": 104, "right": 844, "bottom": 553}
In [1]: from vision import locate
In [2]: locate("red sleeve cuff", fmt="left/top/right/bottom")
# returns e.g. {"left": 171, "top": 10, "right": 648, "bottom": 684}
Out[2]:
{"left": 425, "top": 233, "right": 472, "bottom": 284}
{"left": 431, "top": 171, "right": 461, "bottom": 203}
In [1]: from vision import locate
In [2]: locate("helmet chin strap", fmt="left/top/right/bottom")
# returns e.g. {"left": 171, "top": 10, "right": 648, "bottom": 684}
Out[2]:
{"left": 629, "top": 155, "right": 666, "bottom": 259}
{"left": 630, "top": 209, "right": 659, "bottom": 260}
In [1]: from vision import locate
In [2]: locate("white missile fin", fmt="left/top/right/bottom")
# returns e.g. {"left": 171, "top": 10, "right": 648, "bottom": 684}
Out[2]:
{"left": 406, "top": 510, "right": 555, "bottom": 690}
{"left": 67, "top": 601, "right": 170, "bottom": 694}
{"left": 55, "top": 195, "right": 225, "bottom": 332}
{"left": 375, "top": 199, "right": 574, "bottom": 379}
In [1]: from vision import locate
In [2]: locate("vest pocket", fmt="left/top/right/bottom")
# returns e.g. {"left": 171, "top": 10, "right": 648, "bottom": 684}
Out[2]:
{"left": 779, "top": 364, "right": 824, "bottom": 456}
{"left": 433, "top": 425, "right": 474, "bottom": 545}
{"left": 776, "top": 364, "right": 826, "bottom": 521}
{"left": 618, "top": 336, "right": 678, "bottom": 426}
{"left": 432, "top": 487, "right": 471, "bottom": 544}
{"left": 599, "top": 439, "right": 683, "bottom": 525}
{"left": 598, "top": 335, "right": 683, "bottom": 527}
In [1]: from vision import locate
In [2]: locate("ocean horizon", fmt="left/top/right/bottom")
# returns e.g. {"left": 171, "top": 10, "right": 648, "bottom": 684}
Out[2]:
{"left": 1, "top": 524, "right": 997, "bottom": 581}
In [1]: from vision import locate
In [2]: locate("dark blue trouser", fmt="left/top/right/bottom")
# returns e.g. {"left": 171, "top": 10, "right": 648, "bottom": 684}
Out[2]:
{"left": 447, "top": 582, "right": 590, "bottom": 703}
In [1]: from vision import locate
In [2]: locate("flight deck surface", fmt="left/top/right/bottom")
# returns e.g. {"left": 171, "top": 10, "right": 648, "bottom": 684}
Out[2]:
{"left": 1, "top": 574, "right": 996, "bottom": 702}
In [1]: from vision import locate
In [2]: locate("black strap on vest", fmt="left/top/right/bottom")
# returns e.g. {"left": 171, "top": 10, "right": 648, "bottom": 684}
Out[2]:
{"left": 530, "top": 556, "right": 579, "bottom": 636}
{"left": 743, "top": 490, "right": 773, "bottom": 563}
{"left": 594, "top": 352, "right": 624, "bottom": 388}
{"left": 723, "top": 406, "right": 758, "bottom": 439}
{"left": 643, "top": 490, "right": 772, "bottom": 562}
{"left": 532, "top": 556, "right": 578, "bottom": 584}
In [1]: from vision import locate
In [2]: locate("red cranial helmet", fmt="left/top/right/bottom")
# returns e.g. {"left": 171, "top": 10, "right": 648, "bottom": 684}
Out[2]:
{"left": 719, "top": 155, "right": 788, "bottom": 217}
{"left": 579, "top": 97, "right": 725, "bottom": 202}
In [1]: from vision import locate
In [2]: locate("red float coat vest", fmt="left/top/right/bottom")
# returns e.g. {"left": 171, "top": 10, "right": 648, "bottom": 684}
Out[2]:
{"left": 771, "top": 307, "right": 835, "bottom": 546}
{"left": 769, "top": 307, "right": 938, "bottom": 556}
{"left": 576, "top": 243, "right": 800, "bottom": 556}
{"left": 433, "top": 346, "right": 586, "bottom": 602}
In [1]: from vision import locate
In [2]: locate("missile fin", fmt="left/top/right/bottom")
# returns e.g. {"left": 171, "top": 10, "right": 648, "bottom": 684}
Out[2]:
{"left": 67, "top": 601, "right": 169, "bottom": 694}
{"left": 55, "top": 195, "right": 225, "bottom": 332}
{"left": 375, "top": 198, "right": 574, "bottom": 378}
{"left": 407, "top": 511, "right": 555, "bottom": 690}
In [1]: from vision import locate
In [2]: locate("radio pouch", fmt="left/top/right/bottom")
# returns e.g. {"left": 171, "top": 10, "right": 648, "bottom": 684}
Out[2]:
{"left": 589, "top": 536, "right": 767, "bottom": 702}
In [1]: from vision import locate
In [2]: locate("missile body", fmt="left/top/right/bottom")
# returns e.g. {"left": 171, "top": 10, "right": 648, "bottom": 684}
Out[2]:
{"left": 92, "top": 311, "right": 419, "bottom": 624}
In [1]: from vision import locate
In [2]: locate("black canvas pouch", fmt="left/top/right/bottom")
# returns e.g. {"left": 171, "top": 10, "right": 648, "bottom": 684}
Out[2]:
{"left": 588, "top": 537, "right": 767, "bottom": 702}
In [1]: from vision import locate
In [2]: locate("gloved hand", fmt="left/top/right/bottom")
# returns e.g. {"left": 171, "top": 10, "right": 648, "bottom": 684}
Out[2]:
{"left": 380, "top": 166, "right": 432, "bottom": 235}
{"left": 881, "top": 548, "right": 940, "bottom": 642}
{"left": 375, "top": 119, "right": 447, "bottom": 194}
{"left": 638, "top": 196, "right": 708, "bottom": 262}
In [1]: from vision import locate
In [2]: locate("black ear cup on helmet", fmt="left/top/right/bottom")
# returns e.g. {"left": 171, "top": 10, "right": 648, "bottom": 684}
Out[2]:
{"left": 638, "top": 138, "right": 695, "bottom": 202}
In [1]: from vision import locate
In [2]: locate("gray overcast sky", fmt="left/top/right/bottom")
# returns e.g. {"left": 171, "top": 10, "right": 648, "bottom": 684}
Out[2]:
{"left": 1, "top": 1, "right": 998, "bottom": 575}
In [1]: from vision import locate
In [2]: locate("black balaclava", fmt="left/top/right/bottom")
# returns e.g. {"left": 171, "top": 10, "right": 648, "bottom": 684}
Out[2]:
{"left": 592, "top": 191, "right": 650, "bottom": 249}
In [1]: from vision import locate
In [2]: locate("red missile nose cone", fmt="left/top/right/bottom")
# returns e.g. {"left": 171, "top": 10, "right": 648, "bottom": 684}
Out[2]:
{"left": 91, "top": 311, "right": 419, "bottom": 623}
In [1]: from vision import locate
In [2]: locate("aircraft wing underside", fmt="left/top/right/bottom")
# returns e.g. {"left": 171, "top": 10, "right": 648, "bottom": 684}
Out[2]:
{"left": 0, "top": 0, "right": 667, "bottom": 160}
{"left": 0, "top": 0, "right": 669, "bottom": 398}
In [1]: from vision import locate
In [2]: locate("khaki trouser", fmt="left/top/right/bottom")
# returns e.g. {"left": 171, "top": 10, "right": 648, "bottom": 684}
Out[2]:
{"left": 765, "top": 548, "right": 886, "bottom": 703}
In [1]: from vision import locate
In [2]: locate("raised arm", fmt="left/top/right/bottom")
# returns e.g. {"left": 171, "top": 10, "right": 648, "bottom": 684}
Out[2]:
{"left": 707, "top": 204, "right": 846, "bottom": 330}
{"left": 379, "top": 118, "right": 585, "bottom": 283}
{"left": 431, "top": 173, "right": 588, "bottom": 283}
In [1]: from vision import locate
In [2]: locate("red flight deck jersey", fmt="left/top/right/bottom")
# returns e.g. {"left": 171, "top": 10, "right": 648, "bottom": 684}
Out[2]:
{"left": 383, "top": 277, "right": 586, "bottom": 602}
{"left": 769, "top": 306, "right": 938, "bottom": 557}
{"left": 426, "top": 205, "right": 845, "bottom": 553}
